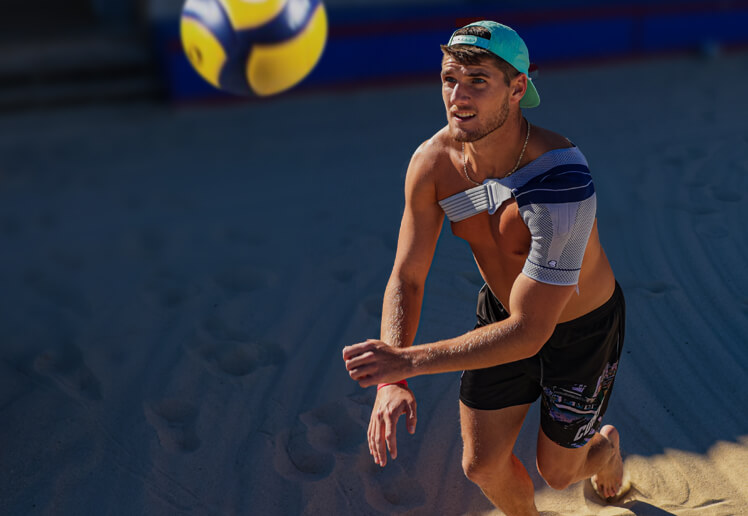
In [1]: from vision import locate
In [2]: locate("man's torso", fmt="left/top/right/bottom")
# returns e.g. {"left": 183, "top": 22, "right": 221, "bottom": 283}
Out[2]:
{"left": 422, "top": 124, "right": 616, "bottom": 322}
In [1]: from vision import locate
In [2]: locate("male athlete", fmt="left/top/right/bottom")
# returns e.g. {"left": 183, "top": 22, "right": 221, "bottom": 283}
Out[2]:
{"left": 342, "top": 21, "right": 627, "bottom": 514}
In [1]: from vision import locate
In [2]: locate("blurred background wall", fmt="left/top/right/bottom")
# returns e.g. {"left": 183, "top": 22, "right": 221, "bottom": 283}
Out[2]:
{"left": 0, "top": 0, "right": 154, "bottom": 110}
{"left": 1, "top": 0, "right": 747, "bottom": 110}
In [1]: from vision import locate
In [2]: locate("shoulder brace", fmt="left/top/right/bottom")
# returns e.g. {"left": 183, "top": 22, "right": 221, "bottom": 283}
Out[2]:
{"left": 438, "top": 147, "right": 596, "bottom": 286}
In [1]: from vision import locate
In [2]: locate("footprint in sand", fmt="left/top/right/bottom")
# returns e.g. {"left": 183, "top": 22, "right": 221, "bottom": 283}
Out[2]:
{"left": 187, "top": 335, "right": 283, "bottom": 379}
{"left": 273, "top": 400, "right": 367, "bottom": 481}
{"left": 273, "top": 423, "right": 336, "bottom": 482}
{"left": 357, "top": 453, "right": 426, "bottom": 513}
{"left": 300, "top": 400, "right": 364, "bottom": 454}
{"left": 33, "top": 346, "right": 101, "bottom": 401}
{"left": 144, "top": 399, "right": 201, "bottom": 453}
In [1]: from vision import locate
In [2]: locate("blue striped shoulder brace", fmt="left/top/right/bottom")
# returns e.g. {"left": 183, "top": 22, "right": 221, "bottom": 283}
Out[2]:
{"left": 438, "top": 148, "right": 596, "bottom": 286}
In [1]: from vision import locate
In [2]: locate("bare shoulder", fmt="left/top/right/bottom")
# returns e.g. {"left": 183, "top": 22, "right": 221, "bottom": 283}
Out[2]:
{"left": 525, "top": 123, "right": 575, "bottom": 161}
{"left": 405, "top": 127, "right": 455, "bottom": 190}
{"left": 408, "top": 127, "right": 453, "bottom": 172}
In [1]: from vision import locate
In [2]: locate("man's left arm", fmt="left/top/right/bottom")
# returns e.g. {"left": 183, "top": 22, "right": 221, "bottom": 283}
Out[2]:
{"left": 344, "top": 274, "right": 575, "bottom": 387}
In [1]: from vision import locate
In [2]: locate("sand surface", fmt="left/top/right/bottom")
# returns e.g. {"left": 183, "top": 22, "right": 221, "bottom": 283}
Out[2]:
{"left": 1, "top": 51, "right": 747, "bottom": 515}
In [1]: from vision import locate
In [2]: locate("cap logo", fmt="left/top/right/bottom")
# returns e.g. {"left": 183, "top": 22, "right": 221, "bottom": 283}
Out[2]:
{"left": 449, "top": 34, "right": 491, "bottom": 50}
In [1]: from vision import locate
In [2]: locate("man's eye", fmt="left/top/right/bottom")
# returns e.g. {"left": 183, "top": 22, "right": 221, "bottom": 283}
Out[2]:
{"left": 472, "top": 78, "right": 486, "bottom": 84}
{"left": 442, "top": 76, "right": 456, "bottom": 83}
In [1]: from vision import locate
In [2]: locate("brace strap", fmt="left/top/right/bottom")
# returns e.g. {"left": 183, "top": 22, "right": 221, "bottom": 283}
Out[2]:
{"left": 438, "top": 180, "right": 514, "bottom": 222}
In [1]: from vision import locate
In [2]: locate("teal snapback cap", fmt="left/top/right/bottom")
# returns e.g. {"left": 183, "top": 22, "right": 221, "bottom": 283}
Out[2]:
{"left": 447, "top": 20, "right": 540, "bottom": 108}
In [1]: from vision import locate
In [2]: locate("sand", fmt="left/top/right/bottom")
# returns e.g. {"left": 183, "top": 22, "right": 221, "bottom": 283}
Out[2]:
{"left": 1, "top": 50, "right": 747, "bottom": 515}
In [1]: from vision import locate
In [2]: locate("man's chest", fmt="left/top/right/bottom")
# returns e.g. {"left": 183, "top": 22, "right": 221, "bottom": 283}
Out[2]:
{"left": 447, "top": 199, "right": 531, "bottom": 257}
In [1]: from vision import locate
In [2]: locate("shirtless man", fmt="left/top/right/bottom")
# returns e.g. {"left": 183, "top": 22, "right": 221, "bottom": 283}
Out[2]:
{"left": 342, "top": 21, "right": 626, "bottom": 515}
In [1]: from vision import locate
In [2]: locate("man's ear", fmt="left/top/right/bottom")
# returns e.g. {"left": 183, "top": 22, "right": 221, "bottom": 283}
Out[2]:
{"left": 511, "top": 74, "right": 528, "bottom": 103}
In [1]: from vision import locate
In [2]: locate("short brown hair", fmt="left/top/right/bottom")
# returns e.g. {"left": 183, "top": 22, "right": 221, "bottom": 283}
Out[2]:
{"left": 440, "top": 25, "right": 520, "bottom": 86}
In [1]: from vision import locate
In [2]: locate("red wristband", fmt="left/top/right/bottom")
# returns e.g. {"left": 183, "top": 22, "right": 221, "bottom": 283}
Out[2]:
{"left": 377, "top": 380, "right": 408, "bottom": 391}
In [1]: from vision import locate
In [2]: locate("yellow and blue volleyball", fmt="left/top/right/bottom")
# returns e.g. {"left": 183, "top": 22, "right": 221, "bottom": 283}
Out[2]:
{"left": 180, "top": 0, "right": 327, "bottom": 96}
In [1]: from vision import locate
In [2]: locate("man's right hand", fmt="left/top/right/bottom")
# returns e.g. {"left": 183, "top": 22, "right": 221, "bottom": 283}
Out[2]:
{"left": 368, "top": 384, "right": 417, "bottom": 467}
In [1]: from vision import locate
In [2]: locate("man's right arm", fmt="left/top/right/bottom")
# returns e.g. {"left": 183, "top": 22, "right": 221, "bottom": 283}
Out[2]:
{"left": 381, "top": 144, "right": 444, "bottom": 349}
{"left": 367, "top": 141, "right": 445, "bottom": 466}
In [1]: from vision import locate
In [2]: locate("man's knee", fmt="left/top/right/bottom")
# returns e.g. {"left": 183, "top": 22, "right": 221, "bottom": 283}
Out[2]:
{"left": 462, "top": 451, "right": 510, "bottom": 486}
{"left": 459, "top": 402, "right": 531, "bottom": 488}
{"left": 536, "top": 455, "right": 576, "bottom": 491}
{"left": 462, "top": 454, "right": 489, "bottom": 484}
{"left": 537, "top": 466, "right": 575, "bottom": 491}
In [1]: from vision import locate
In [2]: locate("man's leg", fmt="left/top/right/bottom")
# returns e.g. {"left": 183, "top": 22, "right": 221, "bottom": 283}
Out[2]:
{"left": 460, "top": 401, "right": 539, "bottom": 516}
{"left": 535, "top": 424, "right": 624, "bottom": 497}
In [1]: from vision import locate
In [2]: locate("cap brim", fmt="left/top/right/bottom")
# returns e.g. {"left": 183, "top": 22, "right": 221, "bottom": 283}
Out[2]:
{"left": 520, "top": 78, "right": 540, "bottom": 108}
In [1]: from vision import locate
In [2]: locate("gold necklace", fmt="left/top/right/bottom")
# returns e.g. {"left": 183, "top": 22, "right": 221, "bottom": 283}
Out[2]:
{"left": 462, "top": 118, "right": 531, "bottom": 186}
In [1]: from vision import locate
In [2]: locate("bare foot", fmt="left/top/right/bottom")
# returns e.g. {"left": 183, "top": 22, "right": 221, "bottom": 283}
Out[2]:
{"left": 591, "top": 425, "right": 625, "bottom": 500}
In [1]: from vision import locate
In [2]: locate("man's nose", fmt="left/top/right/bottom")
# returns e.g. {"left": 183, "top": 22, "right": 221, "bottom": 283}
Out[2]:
{"left": 450, "top": 82, "right": 470, "bottom": 104}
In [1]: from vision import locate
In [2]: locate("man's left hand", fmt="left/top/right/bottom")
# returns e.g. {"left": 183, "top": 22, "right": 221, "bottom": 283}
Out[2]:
{"left": 343, "top": 339, "right": 413, "bottom": 388}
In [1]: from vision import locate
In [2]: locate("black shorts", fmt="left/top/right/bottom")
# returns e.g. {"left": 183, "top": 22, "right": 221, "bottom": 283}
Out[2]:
{"left": 460, "top": 282, "right": 625, "bottom": 448}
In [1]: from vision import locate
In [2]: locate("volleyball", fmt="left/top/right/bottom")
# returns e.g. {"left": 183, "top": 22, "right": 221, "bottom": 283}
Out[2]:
{"left": 180, "top": 0, "right": 327, "bottom": 96}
